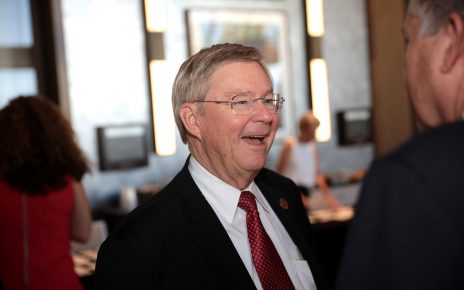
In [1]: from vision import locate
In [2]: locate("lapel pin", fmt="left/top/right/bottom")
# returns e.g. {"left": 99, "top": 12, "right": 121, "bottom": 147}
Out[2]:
{"left": 279, "top": 197, "right": 289, "bottom": 210}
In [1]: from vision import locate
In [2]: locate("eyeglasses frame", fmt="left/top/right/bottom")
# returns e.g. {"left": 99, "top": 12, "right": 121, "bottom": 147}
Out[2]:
{"left": 192, "top": 93, "right": 285, "bottom": 115}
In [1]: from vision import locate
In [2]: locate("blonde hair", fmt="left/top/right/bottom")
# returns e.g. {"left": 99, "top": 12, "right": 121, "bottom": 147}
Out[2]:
{"left": 299, "top": 111, "right": 320, "bottom": 131}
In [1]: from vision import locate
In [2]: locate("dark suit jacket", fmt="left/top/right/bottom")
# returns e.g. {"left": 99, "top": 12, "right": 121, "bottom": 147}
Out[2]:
{"left": 336, "top": 121, "right": 464, "bottom": 290}
{"left": 95, "top": 159, "right": 329, "bottom": 290}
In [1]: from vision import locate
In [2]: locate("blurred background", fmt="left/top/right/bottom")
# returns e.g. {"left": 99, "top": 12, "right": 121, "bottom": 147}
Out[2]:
{"left": 0, "top": 0, "right": 416, "bottom": 287}
{"left": 0, "top": 0, "right": 415, "bottom": 206}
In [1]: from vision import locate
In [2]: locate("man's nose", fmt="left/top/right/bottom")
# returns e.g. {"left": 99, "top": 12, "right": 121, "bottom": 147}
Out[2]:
{"left": 253, "top": 99, "right": 273, "bottom": 122}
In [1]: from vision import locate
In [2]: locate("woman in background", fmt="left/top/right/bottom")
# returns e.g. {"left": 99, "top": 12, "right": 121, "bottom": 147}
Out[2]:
{"left": 277, "top": 111, "right": 341, "bottom": 210}
{"left": 0, "top": 96, "right": 92, "bottom": 290}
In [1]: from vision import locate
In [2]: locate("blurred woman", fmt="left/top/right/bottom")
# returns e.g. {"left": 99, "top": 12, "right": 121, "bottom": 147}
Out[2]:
{"left": 0, "top": 96, "right": 92, "bottom": 290}
{"left": 277, "top": 111, "right": 341, "bottom": 210}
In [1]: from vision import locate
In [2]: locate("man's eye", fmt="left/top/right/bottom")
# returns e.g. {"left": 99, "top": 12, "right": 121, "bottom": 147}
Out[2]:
{"left": 262, "top": 98, "right": 275, "bottom": 105}
{"left": 235, "top": 100, "right": 249, "bottom": 105}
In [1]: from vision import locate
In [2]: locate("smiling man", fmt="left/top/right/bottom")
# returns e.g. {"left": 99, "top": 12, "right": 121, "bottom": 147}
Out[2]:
{"left": 95, "top": 43, "right": 328, "bottom": 290}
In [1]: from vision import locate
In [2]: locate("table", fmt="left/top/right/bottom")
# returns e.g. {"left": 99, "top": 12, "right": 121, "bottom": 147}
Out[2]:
{"left": 309, "top": 207, "right": 354, "bottom": 289}
{"left": 309, "top": 206, "right": 354, "bottom": 224}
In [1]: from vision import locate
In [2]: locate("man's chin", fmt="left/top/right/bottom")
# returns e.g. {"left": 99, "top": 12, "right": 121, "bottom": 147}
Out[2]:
{"left": 242, "top": 159, "right": 266, "bottom": 173}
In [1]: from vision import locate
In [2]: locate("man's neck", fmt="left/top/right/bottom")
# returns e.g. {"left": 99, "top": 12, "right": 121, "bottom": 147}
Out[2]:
{"left": 189, "top": 154, "right": 255, "bottom": 190}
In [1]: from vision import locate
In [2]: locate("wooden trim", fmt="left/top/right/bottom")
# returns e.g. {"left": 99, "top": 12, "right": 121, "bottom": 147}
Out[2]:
{"left": 29, "top": 0, "right": 60, "bottom": 105}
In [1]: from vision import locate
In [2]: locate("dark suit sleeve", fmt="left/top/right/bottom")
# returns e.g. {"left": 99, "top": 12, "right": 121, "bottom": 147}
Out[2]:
{"left": 335, "top": 159, "right": 464, "bottom": 290}
{"left": 95, "top": 238, "right": 154, "bottom": 290}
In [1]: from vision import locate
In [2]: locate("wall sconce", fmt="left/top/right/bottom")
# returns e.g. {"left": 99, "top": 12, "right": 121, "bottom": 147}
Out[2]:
{"left": 306, "top": 0, "right": 325, "bottom": 37}
{"left": 143, "top": 0, "right": 176, "bottom": 156}
{"left": 305, "top": 0, "right": 331, "bottom": 142}
{"left": 310, "top": 58, "right": 331, "bottom": 142}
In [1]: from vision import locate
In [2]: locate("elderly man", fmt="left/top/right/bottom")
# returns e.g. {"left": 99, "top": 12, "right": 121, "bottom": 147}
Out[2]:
{"left": 95, "top": 43, "right": 328, "bottom": 290}
{"left": 336, "top": 1, "right": 464, "bottom": 289}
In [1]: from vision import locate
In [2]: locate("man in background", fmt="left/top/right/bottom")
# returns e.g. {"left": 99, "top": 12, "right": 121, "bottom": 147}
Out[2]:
{"left": 336, "top": 0, "right": 464, "bottom": 289}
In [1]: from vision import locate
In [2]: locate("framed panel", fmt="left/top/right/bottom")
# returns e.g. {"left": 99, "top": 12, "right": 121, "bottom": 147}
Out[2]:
{"left": 186, "top": 8, "right": 293, "bottom": 137}
{"left": 97, "top": 124, "right": 149, "bottom": 171}
{"left": 336, "top": 108, "right": 372, "bottom": 146}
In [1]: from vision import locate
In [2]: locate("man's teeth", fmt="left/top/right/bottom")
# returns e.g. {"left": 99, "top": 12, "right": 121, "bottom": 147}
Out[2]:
{"left": 244, "top": 135, "right": 265, "bottom": 140}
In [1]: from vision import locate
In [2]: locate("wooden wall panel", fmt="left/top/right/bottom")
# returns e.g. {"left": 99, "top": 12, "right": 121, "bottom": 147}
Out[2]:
{"left": 367, "top": 0, "right": 415, "bottom": 157}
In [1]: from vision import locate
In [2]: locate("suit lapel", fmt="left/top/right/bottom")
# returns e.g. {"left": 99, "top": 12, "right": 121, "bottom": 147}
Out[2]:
{"left": 173, "top": 163, "right": 256, "bottom": 290}
{"left": 255, "top": 178, "right": 313, "bottom": 261}
{"left": 255, "top": 173, "right": 329, "bottom": 290}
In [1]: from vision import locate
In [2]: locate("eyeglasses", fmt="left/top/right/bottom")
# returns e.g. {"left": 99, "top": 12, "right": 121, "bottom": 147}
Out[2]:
{"left": 193, "top": 93, "right": 285, "bottom": 115}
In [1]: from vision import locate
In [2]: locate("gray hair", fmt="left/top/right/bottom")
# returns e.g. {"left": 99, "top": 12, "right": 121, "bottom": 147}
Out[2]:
{"left": 171, "top": 43, "right": 272, "bottom": 143}
{"left": 408, "top": 0, "right": 464, "bottom": 36}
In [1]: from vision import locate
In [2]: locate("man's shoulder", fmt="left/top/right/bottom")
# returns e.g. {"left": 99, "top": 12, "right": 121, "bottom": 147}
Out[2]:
{"left": 386, "top": 121, "right": 464, "bottom": 162}
{"left": 104, "top": 167, "right": 193, "bottom": 244}
{"left": 369, "top": 121, "right": 464, "bottom": 189}
{"left": 110, "top": 186, "right": 179, "bottom": 236}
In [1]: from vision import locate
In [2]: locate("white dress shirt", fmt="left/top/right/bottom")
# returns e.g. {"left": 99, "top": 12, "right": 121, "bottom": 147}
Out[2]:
{"left": 189, "top": 157, "right": 316, "bottom": 290}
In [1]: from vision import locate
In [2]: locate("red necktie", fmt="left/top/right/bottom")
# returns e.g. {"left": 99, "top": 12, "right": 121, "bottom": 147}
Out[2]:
{"left": 239, "top": 191, "right": 295, "bottom": 290}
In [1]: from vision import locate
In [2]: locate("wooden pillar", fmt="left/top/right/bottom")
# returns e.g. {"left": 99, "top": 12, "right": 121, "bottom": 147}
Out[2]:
{"left": 367, "top": 0, "right": 415, "bottom": 157}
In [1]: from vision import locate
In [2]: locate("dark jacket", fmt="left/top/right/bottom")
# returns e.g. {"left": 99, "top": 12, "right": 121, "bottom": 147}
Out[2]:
{"left": 336, "top": 121, "right": 464, "bottom": 290}
{"left": 95, "top": 159, "right": 328, "bottom": 290}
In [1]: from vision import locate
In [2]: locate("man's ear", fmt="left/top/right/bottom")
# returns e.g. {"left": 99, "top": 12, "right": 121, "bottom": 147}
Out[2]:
{"left": 442, "top": 12, "right": 464, "bottom": 73}
{"left": 179, "top": 103, "right": 202, "bottom": 140}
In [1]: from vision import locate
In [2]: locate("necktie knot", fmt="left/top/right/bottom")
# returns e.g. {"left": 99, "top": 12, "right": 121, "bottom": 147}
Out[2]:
{"left": 238, "top": 191, "right": 257, "bottom": 213}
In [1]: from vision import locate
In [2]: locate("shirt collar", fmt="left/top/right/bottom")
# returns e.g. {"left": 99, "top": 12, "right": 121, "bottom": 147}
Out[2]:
{"left": 243, "top": 182, "right": 272, "bottom": 213}
{"left": 188, "top": 156, "right": 271, "bottom": 224}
